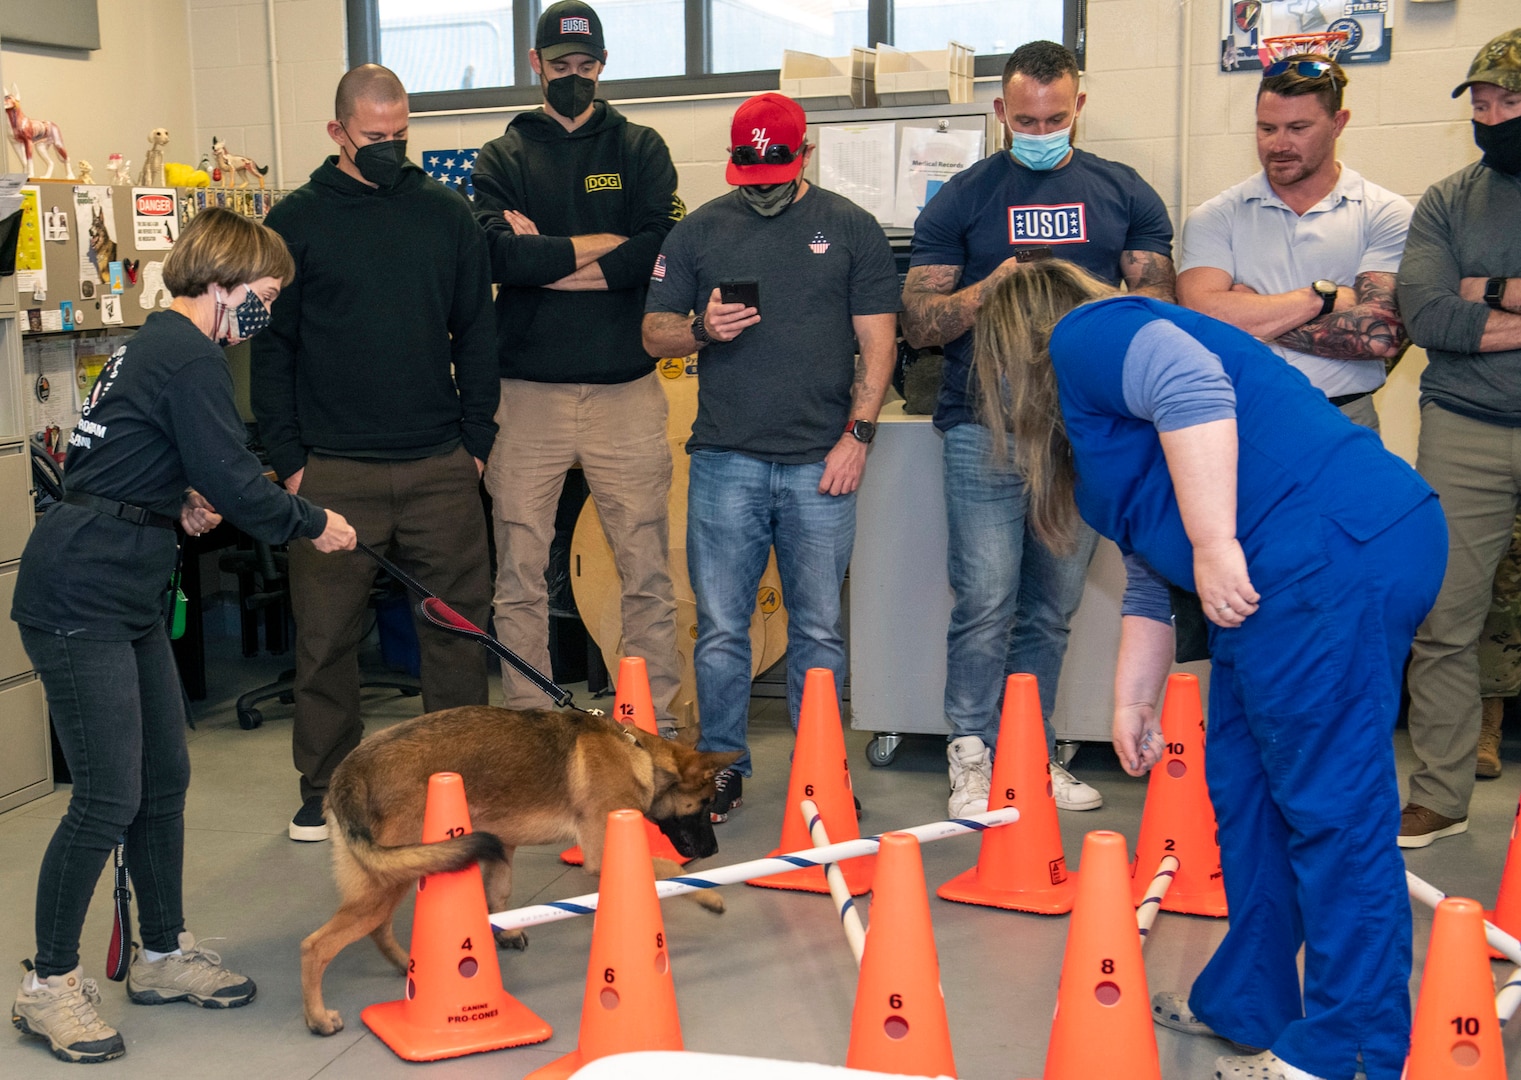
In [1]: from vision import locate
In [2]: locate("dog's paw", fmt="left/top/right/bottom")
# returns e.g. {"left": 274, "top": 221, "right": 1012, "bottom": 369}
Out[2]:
{"left": 494, "top": 928, "right": 529, "bottom": 951}
{"left": 694, "top": 889, "right": 725, "bottom": 915}
{"left": 307, "top": 1009, "right": 345, "bottom": 1036}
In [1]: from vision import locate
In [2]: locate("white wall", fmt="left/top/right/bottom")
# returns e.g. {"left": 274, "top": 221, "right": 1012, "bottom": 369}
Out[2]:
{"left": 0, "top": 0, "right": 196, "bottom": 184}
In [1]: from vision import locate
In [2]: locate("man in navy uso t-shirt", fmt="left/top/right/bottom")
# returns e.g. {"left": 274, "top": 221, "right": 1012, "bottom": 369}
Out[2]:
{"left": 902, "top": 40, "right": 1175, "bottom": 818}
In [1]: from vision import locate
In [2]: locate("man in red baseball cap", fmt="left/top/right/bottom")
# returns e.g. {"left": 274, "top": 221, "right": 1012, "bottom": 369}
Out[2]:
{"left": 642, "top": 93, "right": 902, "bottom": 822}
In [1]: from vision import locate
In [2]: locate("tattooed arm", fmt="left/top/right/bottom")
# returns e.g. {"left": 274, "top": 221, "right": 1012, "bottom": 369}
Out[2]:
{"left": 1120, "top": 250, "right": 1177, "bottom": 302}
{"left": 1275, "top": 271, "right": 1408, "bottom": 361}
{"left": 900, "top": 260, "right": 1021, "bottom": 348}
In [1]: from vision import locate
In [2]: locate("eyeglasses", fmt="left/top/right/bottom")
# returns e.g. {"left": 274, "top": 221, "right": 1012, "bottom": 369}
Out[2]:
{"left": 729, "top": 143, "right": 799, "bottom": 166}
{"left": 1263, "top": 58, "right": 1335, "bottom": 79}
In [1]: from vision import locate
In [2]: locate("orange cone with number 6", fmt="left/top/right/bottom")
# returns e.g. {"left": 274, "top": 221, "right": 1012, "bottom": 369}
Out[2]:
{"left": 846, "top": 832, "right": 956, "bottom": 1077}
{"left": 1405, "top": 897, "right": 1505, "bottom": 1079}
{"left": 527, "top": 809, "right": 683, "bottom": 1080}
{"left": 362, "top": 772, "right": 551, "bottom": 1061}
{"left": 1032, "top": 831, "right": 1159, "bottom": 1080}
{"left": 562, "top": 657, "right": 690, "bottom": 868}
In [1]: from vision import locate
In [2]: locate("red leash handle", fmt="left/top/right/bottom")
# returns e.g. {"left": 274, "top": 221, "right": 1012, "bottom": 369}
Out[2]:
{"left": 105, "top": 840, "right": 131, "bottom": 981}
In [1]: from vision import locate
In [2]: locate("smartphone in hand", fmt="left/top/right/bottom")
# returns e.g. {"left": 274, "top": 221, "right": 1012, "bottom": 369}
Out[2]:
{"left": 719, "top": 279, "right": 761, "bottom": 315}
{"left": 1014, "top": 246, "right": 1054, "bottom": 263}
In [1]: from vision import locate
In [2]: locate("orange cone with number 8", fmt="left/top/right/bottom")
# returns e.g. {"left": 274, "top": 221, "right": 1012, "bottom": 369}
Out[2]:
{"left": 1032, "top": 831, "right": 1160, "bottom": 1080}
{"left": 527, "top": 809, "right": 683, "bottom": 1080}
{"left": 1405, "top": 897, "right": 1505, "bottom": 1079}
{"left": 846, "top": 832, "right": 956, "bottom": 1077}
{"left": 362, "top": 772, "right": 551, "bottom": 1061}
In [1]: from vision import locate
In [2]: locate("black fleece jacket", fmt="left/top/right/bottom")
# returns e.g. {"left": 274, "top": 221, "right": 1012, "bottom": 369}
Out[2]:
{"left": 472, "top": 101, "right": 683, "bottom": 384}
{"left": 252, "top": 158, "right": 498, "bottom": 481}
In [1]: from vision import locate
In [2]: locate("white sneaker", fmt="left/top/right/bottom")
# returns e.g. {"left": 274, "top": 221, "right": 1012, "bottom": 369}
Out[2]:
{"left": 1051, "top": 761, "right": 1102, "bottom": 811}
{"left": 1214, "top": 1049, "right": 1327, "bottom": 1080}
{"left": 947, "top": 736, "right": 992, "bottom": 817}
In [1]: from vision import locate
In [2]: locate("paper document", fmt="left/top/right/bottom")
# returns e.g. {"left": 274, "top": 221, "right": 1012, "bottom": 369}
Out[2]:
{"left": 893, "top": 126, "right": 984, "bottom": 229}
{"left": 817, "top": 122, "right": 897, "bottom": 225}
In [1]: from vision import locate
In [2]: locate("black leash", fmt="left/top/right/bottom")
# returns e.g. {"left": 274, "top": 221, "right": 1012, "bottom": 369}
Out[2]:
{"left": 105, "top": 838, "right": 131, "bottom": 981}
{"left": 355, "top": 541, "right": 579, "bottom": 710}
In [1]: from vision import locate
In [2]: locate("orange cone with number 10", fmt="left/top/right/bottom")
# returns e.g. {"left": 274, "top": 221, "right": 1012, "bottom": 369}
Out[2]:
{"left": 938, "top": 673, "right": 1076, "bottom": 913}
{"left": 1129, "top": 673, "right": 1227, "bottom": 917}
{"left": 1030, "top": 831, "right": 1160, "bottom": 1080}
{"left": 361, "top": 772, "right": 551, "bottom": 1061}
{"left": 561, "top": 657, "right": 690, "bottom": 868}
{"left": 1405, "top": 897, "right": 1505, "bottom": 1079}
{"left": 750, "top": 667, "right": 874, "bottom": 895}
{"left": 846, "top": 832, "right": 956, "bottom": 1077}
{"left": 527, "top": 809, "right": 683, "bottom": 1080}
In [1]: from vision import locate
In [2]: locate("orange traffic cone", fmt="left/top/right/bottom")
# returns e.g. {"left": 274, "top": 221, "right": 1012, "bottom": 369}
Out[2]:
{"left": 1032, "top": 831, "right": 1160, "bottom": 1080}
{"left": 1485, "top": 791, "right": 1521, "bottom": 959}
{"left": 1130, "top": 673, "right": 1227, "bottom": 917}
{"left": 362, "top": 772, "right": 551, "bottom": 1061}
{"left": 528, "top": 809, "right": 684, "bottom": 1080}
{"left": 750, "top": 668, "right": 875, "bottom": 895}
{"left": 562, "top": 657, "right": 691, "bottom": 868}
{"left": 846, "top": 833, "right": 956, "bottom": 1077}
{"left": 1406, "top": 897, "right": 1505, "bottom": 1079}
{"left": 938, "top": 673, "right": 1076, "bottom": 913}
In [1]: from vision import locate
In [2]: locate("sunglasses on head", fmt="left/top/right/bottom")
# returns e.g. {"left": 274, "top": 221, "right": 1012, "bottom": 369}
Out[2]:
{"left": 729, "top": 143, "right": 799, "bottom": 166}
{"left": 1263, "top": 58, "right": 1335, "bottom": 79}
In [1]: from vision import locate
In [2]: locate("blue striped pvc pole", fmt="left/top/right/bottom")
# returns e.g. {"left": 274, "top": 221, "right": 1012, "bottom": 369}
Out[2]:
{"left": 800, "top": 798, "right": 866, "bottom": 966}
{"left": 487, "top": 806, "right": 1021, "bottom": 934}
{"left": 1136, "top": 855, "right": 1179, "bottom": 945}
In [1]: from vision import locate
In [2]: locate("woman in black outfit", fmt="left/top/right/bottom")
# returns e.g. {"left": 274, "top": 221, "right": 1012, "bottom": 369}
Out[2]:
{"left": 8, "top": 208, "right": 356, "bottom": 1064}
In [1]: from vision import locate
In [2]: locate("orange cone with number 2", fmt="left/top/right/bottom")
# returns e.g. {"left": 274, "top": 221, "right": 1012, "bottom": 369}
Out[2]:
{"left": 561, "top": 657, "right": 690, "bottom": 868}
{"left": 362, "top": 772, "right": 551, "bottom": 1061}
{"left": 1405, "top": 897, "right": 1505, "bottom": 1079}
{"left": 846, "top": 832, "right": 956, "bottom": 1077}
{"left": 527, "top": 809, "right": 683, "bottom": 1080}
{"left": 1030, "top": 831, "right": 1159, "bottom": 1080}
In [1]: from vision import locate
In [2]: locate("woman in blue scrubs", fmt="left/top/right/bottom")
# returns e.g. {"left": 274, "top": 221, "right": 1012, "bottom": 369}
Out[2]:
{"left": 973, "top": 261, "right": 1445, "bottom": 1080}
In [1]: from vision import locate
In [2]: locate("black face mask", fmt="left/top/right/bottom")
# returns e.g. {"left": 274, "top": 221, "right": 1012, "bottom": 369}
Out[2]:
{"left": 351, "top": 139, "right": 407, "bottom": 189}
{"left": 1475, "top": 113, "right": 1521, "bottom": 176}
{"left": 544, "top": 73, "right": 597, "bottom": 119}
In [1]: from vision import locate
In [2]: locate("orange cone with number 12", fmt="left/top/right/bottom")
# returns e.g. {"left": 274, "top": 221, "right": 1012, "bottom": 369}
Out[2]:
{"left": 750, "top": 668, "right": 874, "bottom": 895}
{"left": 938, "top": 673, "right": 1076, "bottom": 913}
{"left": 362, "top": 772, "right": 551, "bottom": 1061}
{"left": 528, "top": 809, "right": 683, "bottom": 1080}
{"left": 1405, "top": 897, "right": 1505, "bottom": 1079}
{"left": 846, "top": 832, "right": 956, "bottom": 1077}
{"left": 561, "top": 657, "right": 690, "bottom": 868}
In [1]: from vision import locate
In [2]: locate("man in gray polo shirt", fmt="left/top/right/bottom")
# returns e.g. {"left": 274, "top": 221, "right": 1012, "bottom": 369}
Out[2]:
{"left": 1178, "top": 54, "right": 1410, "bottom": 430}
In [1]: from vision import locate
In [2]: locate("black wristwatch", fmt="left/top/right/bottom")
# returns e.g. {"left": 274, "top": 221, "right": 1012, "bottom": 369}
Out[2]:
{"left": 691, "top": 312, "right": 712, "bottom": 346}
{"left": 844, "top": 418, "right": 876, "bottom": 444}
{"left": 1485, "top": 277, "right": 1510, "bottom": 312}
{"left": 1312, "top": 279, "right": 1338, "bottom": 318}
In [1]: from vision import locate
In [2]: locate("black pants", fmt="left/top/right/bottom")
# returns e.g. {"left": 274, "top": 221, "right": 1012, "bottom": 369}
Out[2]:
{"left": 21, "top": 624, "right": 190, "bottom": 976}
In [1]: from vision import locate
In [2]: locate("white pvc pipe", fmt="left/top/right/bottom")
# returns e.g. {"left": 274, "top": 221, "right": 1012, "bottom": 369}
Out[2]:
{"left": 1136, "top": 855, "right": 1180, "bottom": 944}
{"left": 1406, "top": 871, "right": 1521, "bottom": 968}
{"left": 265, "top": 0, "right": 285, "bottom": 188}
{"left": 488, "top": 807, "right": 1021, "bottom": 934}
{"left": 1496, "top": 965, "right": 1521, "bottom": 1027}
{"left": 801, "top": 799, "right": 866, "bottom": 966}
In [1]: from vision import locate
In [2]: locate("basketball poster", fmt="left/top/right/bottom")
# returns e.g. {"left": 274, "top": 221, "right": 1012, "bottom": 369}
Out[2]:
{"left": 1220, "top": 0, "right": 1393, "bottom": 72}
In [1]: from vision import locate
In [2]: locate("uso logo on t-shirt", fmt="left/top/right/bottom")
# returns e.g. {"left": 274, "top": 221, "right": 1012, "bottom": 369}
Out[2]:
{"left": 1008, "top": 203, "right": 1087, "bottom": 245}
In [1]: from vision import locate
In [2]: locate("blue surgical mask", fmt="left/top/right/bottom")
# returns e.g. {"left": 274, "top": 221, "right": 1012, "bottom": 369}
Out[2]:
{"left": 215, "top": 284, "right": 271, "bottom": 347}
{"left": 1009, "top": 126, "right": 1073, "bottom": 171}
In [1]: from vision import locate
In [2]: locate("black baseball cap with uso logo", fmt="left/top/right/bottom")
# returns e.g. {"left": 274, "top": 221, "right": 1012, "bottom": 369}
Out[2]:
{"left": 536, "top": 0, "right": 605, "bottom": 62}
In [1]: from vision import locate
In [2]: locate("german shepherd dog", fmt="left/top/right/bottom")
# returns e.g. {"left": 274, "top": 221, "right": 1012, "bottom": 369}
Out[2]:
{"left": 300, "top": 706, "right": 740, "bottom": 1036}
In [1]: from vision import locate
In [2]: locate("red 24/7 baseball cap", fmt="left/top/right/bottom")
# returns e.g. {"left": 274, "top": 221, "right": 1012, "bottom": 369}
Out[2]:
{"left": 726, "top": 93, "right": 808, "bottom": 186}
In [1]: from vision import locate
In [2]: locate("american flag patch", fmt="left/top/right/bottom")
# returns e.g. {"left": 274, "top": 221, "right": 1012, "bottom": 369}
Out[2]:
{"left": 652, "top": 254, "right": 666, "bottom": 280}
{"left": 561, "top": 16, "right": 592, "bottom": 34}
{"left": 809, "top": 231, "right": 830, "bottom": 254}
{"left": 423, "top": 149, "right": 479, "bottom": 196}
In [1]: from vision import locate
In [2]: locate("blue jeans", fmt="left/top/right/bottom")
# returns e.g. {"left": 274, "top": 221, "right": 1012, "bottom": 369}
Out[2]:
{"left": 942, "top": 423, "right": 1098, "bottom": 754}
{"left": 687, "top": 450, "right": 856, "bottom": 776}
{"left": 21, "top": 624, "right": 191, "bottom": 976}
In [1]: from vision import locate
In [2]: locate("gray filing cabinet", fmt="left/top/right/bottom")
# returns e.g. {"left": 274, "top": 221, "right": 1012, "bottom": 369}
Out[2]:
{"left": 848, "top": 400, "right": 1211, "bottom": 765}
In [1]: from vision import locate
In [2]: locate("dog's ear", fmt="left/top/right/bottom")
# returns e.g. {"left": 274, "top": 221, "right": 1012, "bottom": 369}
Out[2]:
{"left": 681, "top": 749, "right": 741, "bottom": 787}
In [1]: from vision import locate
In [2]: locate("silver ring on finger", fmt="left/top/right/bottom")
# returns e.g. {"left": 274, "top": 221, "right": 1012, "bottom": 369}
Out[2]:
{"left": 1218, "top": 602, "right": 1233, "bottom": 614}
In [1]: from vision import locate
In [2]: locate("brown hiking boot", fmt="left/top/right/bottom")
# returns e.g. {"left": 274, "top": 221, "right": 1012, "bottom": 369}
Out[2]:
{"left": 1478, "top": 697, "right": 1504, "bottom": 779}
{"left": 1397, "top": 803, "right": 1469, "bottom": 849}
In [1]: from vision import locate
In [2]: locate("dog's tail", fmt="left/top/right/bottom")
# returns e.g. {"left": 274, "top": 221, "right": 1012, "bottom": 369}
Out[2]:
{"left": 326, "top": 776, "right": 506, "bottom": 890}
{"left": 257, "top": 164, "right": 269, "bottom": 175}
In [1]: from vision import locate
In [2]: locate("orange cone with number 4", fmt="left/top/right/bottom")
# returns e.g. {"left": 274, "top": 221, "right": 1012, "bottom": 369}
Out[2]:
{"left": 1029, "top": 831, "right": 1159, "bottom": 1080}
{"left": 362, "top": 772, "right": 551, "bottom": 1061}
{"left": 939, "top": 673, "right": 1076, "bottom": 913}
{"left": 751, "top": 668, "right": 874, "bottom": 895}
{"left": 528, "top": 809, "right": 683, "bottom": 1080}
{"left": 1406, "top": 897, "right": 1505, "bottom": 1079}
{"left": 561, "top": 657, "right": 690, "bottom": 868}
{"left": 846, "top": 832, "right": 956, "bottom": 1077}
{"left": 1130, "top": 674, "right": 1227, "bottom": 917}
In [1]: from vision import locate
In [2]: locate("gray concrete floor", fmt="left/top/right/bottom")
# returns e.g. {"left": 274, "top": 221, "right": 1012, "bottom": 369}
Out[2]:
{"left": 2, "top": 626, "right": 1521, "bottom": 1078}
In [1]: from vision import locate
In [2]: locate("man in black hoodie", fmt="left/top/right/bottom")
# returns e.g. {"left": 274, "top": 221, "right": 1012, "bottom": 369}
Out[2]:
{"left": 252, "top": 64, "right": 498, "bottom": 843}
{"left": 471, "top": 1, "right": 685, "bottom": 730}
